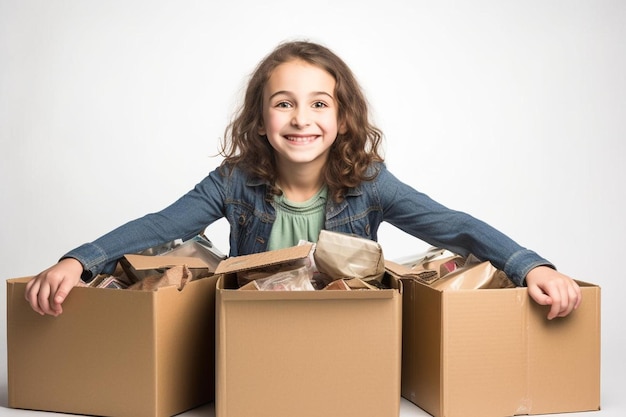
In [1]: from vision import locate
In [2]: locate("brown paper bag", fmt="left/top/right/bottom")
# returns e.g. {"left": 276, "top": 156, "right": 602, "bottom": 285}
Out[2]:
{"left": 430, "top": 255, "right": 515, "bottom": 290}
{"left": 313, "top": 230, "right": 385, "bottom": 282}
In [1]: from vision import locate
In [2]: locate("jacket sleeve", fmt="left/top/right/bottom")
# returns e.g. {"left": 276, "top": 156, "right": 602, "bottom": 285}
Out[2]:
{"left": 63, "top": 167, "right": 229, "bottom": 280}
{"left": 375, "top": 165, "right": 553, "bottom": 286}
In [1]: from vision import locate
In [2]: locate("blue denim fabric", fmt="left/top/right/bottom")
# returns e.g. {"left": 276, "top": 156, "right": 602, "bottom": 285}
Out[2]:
{"left": 64, "top": 163, "right": 552, "bottom": 286}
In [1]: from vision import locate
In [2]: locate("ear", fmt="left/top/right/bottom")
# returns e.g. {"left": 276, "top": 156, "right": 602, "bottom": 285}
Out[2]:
{"left": 257, "top": 123, "right": 266, "bottom": 136}
{"left": 338, "top": 120, "right": 347, "bottom": 135}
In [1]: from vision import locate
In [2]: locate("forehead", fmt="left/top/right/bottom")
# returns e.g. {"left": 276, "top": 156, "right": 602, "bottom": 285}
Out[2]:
{"left": 265, "top": 59, "right": 336, "bottom": 95}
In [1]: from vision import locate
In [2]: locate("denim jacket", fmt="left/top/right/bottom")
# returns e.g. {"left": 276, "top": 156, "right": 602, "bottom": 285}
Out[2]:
{"left": 65, "top": 163, "right": 551, "bottom": 286}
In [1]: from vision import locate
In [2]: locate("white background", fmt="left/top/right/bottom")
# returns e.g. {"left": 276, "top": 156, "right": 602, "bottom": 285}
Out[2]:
{"left": 1, "top": 1, "right": 624, "bottom": 416}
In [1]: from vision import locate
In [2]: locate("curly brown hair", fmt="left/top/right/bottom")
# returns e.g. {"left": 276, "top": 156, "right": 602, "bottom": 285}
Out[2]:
{"left": 219, "top": 40, "right": 384, "bottom": 202}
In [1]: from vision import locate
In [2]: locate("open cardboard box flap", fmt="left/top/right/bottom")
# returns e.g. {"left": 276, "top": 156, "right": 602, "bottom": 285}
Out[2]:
{"left": 214, "top": 243, "right": 314, "bottom": 275}
{"left": 384, "top": 259, "right": 414, "bottom": 277}
{"left": 124, "top": 253, "right": 211, "bottom": 270}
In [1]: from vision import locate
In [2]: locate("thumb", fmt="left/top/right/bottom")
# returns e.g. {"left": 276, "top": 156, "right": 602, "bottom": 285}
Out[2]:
{"left": 52, "top": 281, "right": 74, "bottom": 313}
{"left": 528, "top": 284, "right": 552, "bottom": 306}
{"left": 54, "top": 289, "right": 69, "bottom": 305}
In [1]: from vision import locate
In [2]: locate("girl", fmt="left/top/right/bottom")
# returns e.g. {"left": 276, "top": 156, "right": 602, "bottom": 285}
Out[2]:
{"left": 26, "top": 40, "right": 581, "bottom": 319}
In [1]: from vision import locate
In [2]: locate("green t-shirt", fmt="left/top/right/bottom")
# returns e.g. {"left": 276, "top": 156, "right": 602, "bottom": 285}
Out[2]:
{"left": 268, "top": 186, "right": 328, "bottom": 251}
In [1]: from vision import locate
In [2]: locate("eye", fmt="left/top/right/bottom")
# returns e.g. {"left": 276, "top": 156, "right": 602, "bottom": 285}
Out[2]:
{"left": 312, "top": 101, "right": 328, "bottom": 109}
{"left": 275, "top": 101, "right": 292, "bottom": 108}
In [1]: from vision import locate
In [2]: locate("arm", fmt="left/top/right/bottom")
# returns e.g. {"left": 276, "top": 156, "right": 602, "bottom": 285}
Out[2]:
{"left": 376, "top": 165, "right": 581, "bottom": 318}
{"left": 24, "top": 167, "right": 229, "bottom": 315}
{"left": 66, "top": 169, "right": 228, "bottom": 280}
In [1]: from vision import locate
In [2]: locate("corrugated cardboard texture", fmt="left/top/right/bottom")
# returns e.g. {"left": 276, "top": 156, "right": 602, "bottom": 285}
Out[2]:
{"left": 7, "top": 275, "right": 218, "bottom": 417}
{"left": 399, "top": 277, "right": 601, "bottom": 417}
{"left": 526, "top": 284, "right": 601, "bottom": 414}
{"left": 216, "top": 273, "right": 402, "bottom": 417}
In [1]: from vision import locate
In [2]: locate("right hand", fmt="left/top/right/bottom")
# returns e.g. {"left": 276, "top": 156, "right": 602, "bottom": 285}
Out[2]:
{"left": 525, "top": 266, "right": 582, "bottom": 320}
{"left": 25, "top": 258, "right": 84, "bottom": 316}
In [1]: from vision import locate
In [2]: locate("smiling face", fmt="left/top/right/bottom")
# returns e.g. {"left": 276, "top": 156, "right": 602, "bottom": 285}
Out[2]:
{"left": 259, "top": 59, "right": 345, "bottom": 173}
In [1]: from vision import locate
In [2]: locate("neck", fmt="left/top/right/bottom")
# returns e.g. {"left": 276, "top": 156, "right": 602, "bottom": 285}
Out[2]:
{"left": 276, "top": 162, "right": 326, "bottom": 203}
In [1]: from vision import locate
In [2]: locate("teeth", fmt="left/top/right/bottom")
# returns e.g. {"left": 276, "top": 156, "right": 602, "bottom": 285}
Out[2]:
{"left": 286, "top": 136, "right": 316, "bottom": 142}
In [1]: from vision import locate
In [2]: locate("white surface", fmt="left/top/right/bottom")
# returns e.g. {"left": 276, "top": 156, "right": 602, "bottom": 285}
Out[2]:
{"left": 1, "top": 0, "right": 624, "bottom": 416}
{"left": 0, "top": 402, "right": 609, "bottom": 417}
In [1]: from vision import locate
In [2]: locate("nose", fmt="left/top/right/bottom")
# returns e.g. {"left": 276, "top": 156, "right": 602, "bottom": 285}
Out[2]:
{"left": 291, "top": 107, "right": 311, "bottom": 128}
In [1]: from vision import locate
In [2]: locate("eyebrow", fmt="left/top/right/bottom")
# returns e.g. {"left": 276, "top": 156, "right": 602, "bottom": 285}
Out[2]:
{"left": 268, "top": 90, "right": 335, "bottom": 101}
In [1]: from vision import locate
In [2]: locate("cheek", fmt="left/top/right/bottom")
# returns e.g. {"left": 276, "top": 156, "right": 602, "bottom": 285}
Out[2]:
{"left": 265, "top": 134, "right": 284, "bottom": 154}
{"left": 263, "top": 111, "right": 286, "bottom": 135}
{"left": 323, "top": 113, "right": 342, "bottom": 135}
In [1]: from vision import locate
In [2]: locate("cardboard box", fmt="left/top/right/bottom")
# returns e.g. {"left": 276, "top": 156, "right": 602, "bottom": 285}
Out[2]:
{"left": 7, "top": 258, "right": 218, "bottom": 417}
{"left": 215, "top": 244, "right": 403, "bottom": 417}
{"left": 386, "top": 261, "right": 601, "bottom": 417}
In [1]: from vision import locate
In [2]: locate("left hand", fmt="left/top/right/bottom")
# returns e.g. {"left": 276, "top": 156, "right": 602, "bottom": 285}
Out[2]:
{"left": 525, "top": 266, "right": 582, "bottom": 320}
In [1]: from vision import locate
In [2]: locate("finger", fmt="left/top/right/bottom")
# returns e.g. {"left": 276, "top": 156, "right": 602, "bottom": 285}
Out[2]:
{"left": 552, "top": 279, "right": 579, "bottom": 318}
{"left": 527, "top": 284, "right": 552, "bottom": 307}
{"left": 528, "top": 284, "right": 561, "bottom": 320}
{"left": 25, "top": 276, "right": 35, "bottom": 295}
{"left": 52, "top": 280, "right": 74, "bottom": 315}
{"left": 555, "top": 285, "right": 571, "bottom": 318}
{"left": 25, "top": 279, "right": 45, "bottom": 315}
{"left": 46, "top": 278, "right": 64, "bottom": 316}
{"left": 546, "top": 284, "right": 563, "bottom": 320}
{"left": 572, "top": 281, "right": 583, "bottom": 310}
{"left": 548, "top": 300, "right": 561, "bottom": 320}
{"left": 37, "top": 282, "right": 54, "bottom": 316}
{"left": 563, "top": 280, "right": 582, "bottom": 316}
